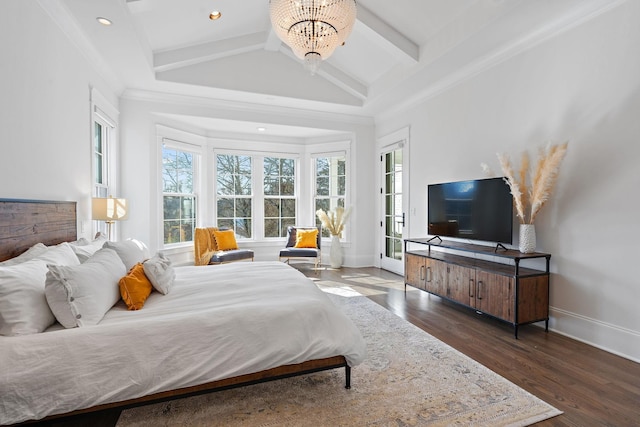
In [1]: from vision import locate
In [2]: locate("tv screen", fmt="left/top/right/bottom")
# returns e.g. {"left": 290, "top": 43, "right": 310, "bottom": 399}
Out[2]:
{"left": 428, "top": 177, "right": 513, "bottom": 244}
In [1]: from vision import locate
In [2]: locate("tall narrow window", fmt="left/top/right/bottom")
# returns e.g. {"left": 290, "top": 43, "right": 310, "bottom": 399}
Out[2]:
{"left": 264, "top": 157, "right": 296, "bottom": 237}
{"left": 216, "top": 154, "right": 252, "bottom": 238}
{"left": 314, "top": 155, "right": 346, "bottom": 237}
{"left": 93, "top": 110, "right": 116, "bottom": 237}
{"left": 162, "top": 146, "right": 197, "bottom": 245}
{"left": 94, "top": 121, "right": 109, "bottom": 198}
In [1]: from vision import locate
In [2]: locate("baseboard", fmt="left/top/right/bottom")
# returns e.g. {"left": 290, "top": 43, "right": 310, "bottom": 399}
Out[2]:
{"left": 549, "top": 306, "right": 640, "bottom": 363}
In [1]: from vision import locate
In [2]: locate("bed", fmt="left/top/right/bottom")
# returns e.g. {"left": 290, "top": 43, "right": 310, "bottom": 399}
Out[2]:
{"left": 0, "top": 199, "right": 367, "bottom": 425}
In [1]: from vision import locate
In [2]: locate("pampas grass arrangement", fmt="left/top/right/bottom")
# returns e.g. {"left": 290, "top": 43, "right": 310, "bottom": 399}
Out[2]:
{"left": 316, "top": 206, "right": 352, "bottom": 237}
{"left": 495, "top": 142, "right": 568, "bottom": 224}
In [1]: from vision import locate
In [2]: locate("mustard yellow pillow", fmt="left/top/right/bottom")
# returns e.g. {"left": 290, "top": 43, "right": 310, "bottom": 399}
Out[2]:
{"left": 294, "top": 229, "right": 318, "bottom": 248}
{"left": 119, "top": 263, "right": 152, "bottom": 310}
{"left": 213, "top": 229, "right": 238, "bottom": 251}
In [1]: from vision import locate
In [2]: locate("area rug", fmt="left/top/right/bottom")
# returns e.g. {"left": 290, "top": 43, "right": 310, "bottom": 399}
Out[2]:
{"left": 117, "top": 290, "right": 561, "bottom": 426}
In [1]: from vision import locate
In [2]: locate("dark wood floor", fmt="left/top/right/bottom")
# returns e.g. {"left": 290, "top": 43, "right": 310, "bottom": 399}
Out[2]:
{"left": 25, "top": 265, "right": 640, "bottom": 427}
{"left": 304, "top": 265, "right": 640, "bottom": 427}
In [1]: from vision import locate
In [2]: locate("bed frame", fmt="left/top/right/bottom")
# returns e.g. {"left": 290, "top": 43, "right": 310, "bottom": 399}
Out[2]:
{"left": 0, "top": 199, "right": 351, "bottom": 425}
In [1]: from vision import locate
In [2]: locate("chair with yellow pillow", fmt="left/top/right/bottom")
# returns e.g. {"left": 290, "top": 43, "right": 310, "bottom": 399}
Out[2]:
{"left": 279, "top": 226, "right": 321, "bottom": 269}
{"left": 194, "top": 227, "right": 254, "bottom": 266}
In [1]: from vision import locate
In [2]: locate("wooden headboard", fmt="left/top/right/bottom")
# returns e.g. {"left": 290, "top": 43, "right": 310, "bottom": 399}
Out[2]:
{"left": 0, "top": 199, "right": 77, "bottom": 262}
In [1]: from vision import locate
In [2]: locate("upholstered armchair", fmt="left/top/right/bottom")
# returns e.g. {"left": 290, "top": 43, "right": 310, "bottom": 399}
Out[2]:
{"left": 279, "top": 226, "right": 321, "bottom": 269}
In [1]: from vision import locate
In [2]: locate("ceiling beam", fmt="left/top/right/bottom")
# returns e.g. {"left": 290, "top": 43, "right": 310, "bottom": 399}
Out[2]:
{"left": 356, "top": 5, "right": 419, "bottom": 63}
{"left": 265, "top": 28, "right": 282, "bottom": 52}
{"left": 279, "top": 48, "right": 368, "bottom": 101}
{"left": 154, "top": 32, "right": 267, "bottom": 73}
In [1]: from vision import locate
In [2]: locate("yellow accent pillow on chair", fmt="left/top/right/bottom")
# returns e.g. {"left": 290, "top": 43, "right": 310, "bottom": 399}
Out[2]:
{"left": 294, "top": 229, "right": 318, "bottom": 248}
{"left": 119, "top": 263, "right": 152, "bottom": 310}
{"left": 213, "top": 229, "right": 239, "bottom": 251}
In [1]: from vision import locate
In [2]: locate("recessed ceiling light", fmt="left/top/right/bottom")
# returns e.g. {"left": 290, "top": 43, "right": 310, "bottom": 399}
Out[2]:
{"left": 96, "top": 17, "right": 112, "bottom": 26}
{"left": 257, "top": 127, "right": 266, "bottom": 132}
{"left": 209, "top": 10, "right": 222, "bottom": 20}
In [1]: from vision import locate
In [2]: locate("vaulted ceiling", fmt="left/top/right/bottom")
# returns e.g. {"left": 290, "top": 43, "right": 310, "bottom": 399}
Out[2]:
{"left": 44, "top": 0, "right": 615, "bottom": 136}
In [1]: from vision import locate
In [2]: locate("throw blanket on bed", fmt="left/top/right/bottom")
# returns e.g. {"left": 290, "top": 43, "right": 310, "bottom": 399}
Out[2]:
{"left": 0, "top": 262, "right": 366, "bottom": 424}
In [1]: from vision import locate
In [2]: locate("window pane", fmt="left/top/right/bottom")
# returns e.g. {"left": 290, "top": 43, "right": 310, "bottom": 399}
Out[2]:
{"left": 282, "top": 158, "right": 295, "bottom": 175}
{"left": 236, "top": 198, "right": 252, "bottom": 217}
{"left": 238, "top": 156, "right": 252, "bottom": 174}
{"left": 235, "top": 219, "right": 252, "bottom": 238}
{"left": 316, "top": 177, "right": 329, "bottom": 196}
{"left": 282, "top": 198, "right": 296, "bottom": 217}
{"left": 217, "top": 198, "right": 234, "bottom": 217}
{"left": 338, "top": 176, "right": 346, "bottom": 196}
{"left": 162, "top": 146, "right": 197, "bottom": 245}
{"left": 264, "top": 198, "right": 280, "bottom": 217}
{"left": 264, "top": 157, "right": 279, "bottom": 176}
{"left": 316, "top": 158, "right": 329, "bottom": 176}
{"left": 316, "top": 198, "right": 330, "bottom": 213}
{"left": 164, "top": 196, "right": 180, "bottom": 220}
{"left": 264, "top": 177, "right": 279, "bottom": 195}
{"left": 281, "top": 177, "right": 295, "bottom": 196}
{"left": 218, "top": 218, "right": 234, "bottom": 230}
{"left": 237, "top": 174, "right": 252, "bottom": 195}
{"left": 314, "top": 154, "right": 347, "bottom": 238}
{"left": 264, "top": 219, "right": 280, "bottom": 238}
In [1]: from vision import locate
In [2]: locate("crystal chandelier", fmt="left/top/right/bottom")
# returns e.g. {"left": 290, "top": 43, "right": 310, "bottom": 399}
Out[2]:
{"left": 269, "top": 0, "right": 357, "bottom": 75}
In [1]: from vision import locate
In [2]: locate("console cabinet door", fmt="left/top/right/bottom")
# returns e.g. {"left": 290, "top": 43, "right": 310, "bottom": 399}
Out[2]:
{"left": 447, "top": 264, "right": 475, "bottom": 306}
{"left": 405, "top": 253, "right": 426, "bottom": 290}
{"left": 424, "top": 258, "right": 447, "bottom": 296}
{"left": 475, "top": 271, "right": 513, "bottom": 321}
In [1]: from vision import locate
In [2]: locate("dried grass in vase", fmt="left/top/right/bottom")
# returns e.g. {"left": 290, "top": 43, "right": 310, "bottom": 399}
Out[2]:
{"left": 495, "top": 142, "right": 568, "bottom": 224}
{"left": 316, "top": 206, "right": 352, "bottom": 237}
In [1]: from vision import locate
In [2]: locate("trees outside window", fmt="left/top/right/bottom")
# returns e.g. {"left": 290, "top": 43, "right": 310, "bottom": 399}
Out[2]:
{"left": 162, "top": 146, "right": 197, "bottom": 244}
{"left": 263, "top": 157, "right": 296, "bottom": 237}
{"left": 216, "top": 154, "right": 252, "bottom": 238}
{"left": 314, "top": 155, "right": 346, "bottom": 237}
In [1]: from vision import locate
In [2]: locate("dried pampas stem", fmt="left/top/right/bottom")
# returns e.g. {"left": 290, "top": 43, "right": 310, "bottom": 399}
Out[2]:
{"left": 316, "top": 206, "right": 352, "bottom": 237}
{"left": 492, "top": 141, "right": 568, "bottom": 225}
{"left": 498, "top": 152, "right": 526, "bottom": 224}
{"left": 529, "top": 142, "right": 568, "bottom": 223}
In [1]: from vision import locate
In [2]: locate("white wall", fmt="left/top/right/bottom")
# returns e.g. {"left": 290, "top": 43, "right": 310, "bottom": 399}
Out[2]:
{"left": 0, "top": 1, "right": 118, "bottom": 238}
{"left": 376, "top": 1, "right": 640, "bottom": 362}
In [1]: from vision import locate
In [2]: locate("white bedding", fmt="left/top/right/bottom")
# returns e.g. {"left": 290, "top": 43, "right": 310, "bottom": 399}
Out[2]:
{"left": 0, "top": 261, "right": 366, "bottom": 424}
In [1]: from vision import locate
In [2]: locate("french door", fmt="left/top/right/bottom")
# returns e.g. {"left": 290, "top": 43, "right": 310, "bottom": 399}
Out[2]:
{"left": 379, "top": 133, "right": 408, "bottom": 275}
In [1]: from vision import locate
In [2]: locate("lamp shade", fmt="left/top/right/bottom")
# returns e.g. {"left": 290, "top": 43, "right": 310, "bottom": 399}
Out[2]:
{"left": 92, "top": 197, "right": 128, "bottom": 222}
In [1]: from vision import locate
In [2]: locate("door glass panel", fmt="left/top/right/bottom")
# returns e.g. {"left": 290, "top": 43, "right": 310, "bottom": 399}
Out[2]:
{"left": 384, "top": 149, "right": 403, "bottom": 260}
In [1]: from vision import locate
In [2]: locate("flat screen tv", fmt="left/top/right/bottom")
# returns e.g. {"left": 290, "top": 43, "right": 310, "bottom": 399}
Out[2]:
{"left": 428, "top": 177, "right": 513, "bottom": 244}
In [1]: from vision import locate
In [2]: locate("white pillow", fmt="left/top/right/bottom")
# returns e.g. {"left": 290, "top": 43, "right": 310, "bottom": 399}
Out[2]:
{"left": 103, "top": 239, "right": 150, "bottom": 271}
{"left": 37, "top": 242, "right": 82, "bottom": 267}
{"left": 45, "top": 248, "right": 126, "bottom": 328}
{"left": 0, "top": 259, "right": 56, "bottom": 336}
{"left": 143, "top": 252, "right": 175, "bottom": 295}
{"left": 0, "top": 243, "right": 48, "bottom": 266}
{"left": 70, "top": 235, "right": 107, "bottom": 263}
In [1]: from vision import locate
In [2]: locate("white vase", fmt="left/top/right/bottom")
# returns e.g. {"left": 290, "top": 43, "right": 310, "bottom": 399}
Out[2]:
{"left": 330, "top": 235, "right": 343, "bottom": 268}
{"left": 519, "top": 224, "right": 536, "bottom": 253}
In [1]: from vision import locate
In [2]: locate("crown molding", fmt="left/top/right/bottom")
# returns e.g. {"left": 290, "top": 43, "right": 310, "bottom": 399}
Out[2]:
{"left": 121, "top": 89, "right": 374, "bottom": 127}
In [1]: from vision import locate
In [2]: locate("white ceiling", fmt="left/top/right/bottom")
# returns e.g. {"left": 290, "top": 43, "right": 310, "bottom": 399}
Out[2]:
{"left": 47, "top": 0, "right": 616, "bottom": 138}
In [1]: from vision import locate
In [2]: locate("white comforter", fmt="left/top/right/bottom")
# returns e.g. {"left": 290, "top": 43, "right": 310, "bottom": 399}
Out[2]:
{"left": 0, "top": 262, "right": 366, "bottom": 424}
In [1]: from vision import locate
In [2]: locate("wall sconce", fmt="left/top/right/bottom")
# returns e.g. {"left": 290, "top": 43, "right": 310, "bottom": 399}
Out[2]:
{"left": 92, "top": 197, "right": 128, "bottom": 240}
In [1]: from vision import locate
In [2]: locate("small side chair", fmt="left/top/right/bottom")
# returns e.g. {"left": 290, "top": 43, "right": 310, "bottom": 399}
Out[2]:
{"left": 279, "top": 226, "right": 321, "bottom": 269}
